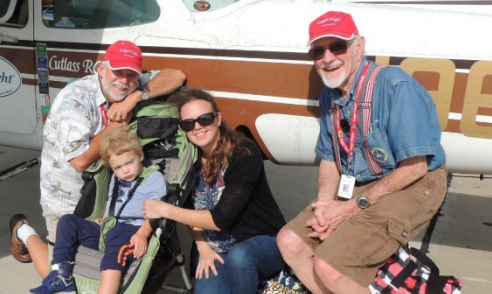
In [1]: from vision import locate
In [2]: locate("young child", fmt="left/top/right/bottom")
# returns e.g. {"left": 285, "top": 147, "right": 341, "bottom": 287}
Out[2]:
{"left": 29, "top": 125, "right": 168, "bottom": 294}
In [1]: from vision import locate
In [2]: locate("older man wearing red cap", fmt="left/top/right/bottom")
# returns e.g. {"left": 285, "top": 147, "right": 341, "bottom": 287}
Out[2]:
{"left": 277, "top": 11, "right": 447, "bottom": 294}
{"left": 9, "top": 40, "right": 185, "bottom": 280}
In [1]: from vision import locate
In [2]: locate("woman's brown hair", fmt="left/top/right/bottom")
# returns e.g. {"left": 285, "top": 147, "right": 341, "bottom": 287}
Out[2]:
{"left": 169, "top": 88, "right": 248, "bottom": 185}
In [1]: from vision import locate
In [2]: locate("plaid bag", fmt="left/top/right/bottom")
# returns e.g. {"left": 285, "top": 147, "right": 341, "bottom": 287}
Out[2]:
{"left": 370, "top": 246, "right": 462, "bottom": 294}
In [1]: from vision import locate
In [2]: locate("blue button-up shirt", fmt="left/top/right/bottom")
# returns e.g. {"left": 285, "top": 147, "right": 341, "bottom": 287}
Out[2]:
{"left": 315, "top": 59, "right": 445, "bottom": 183}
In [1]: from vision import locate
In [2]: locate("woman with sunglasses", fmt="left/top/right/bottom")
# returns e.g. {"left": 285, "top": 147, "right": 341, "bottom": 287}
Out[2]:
{"left": 143, "top": 88, "right": 286, "bottom": 294}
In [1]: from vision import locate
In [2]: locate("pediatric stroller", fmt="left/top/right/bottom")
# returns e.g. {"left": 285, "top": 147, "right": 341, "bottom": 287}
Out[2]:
{"left": 71, "top": 99, "right": 197, "bottom": 294}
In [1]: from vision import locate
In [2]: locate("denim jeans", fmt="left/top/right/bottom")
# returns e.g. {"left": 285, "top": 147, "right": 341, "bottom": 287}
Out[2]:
{"left": 194, "top": 235, "right": 284, "bottom": 294}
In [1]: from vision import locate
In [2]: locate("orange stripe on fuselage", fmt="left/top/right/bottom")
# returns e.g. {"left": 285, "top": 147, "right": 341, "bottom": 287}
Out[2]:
{"left": 4, "top": 43, "right": 492, "bottom": 140}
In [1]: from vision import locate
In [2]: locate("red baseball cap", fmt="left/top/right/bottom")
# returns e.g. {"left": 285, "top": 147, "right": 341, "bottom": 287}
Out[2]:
{"left": 104, "top": 40, "right": 142, "bottom": 74}
{"left": 308, "top": 11, "right": 359, "bottom": 44}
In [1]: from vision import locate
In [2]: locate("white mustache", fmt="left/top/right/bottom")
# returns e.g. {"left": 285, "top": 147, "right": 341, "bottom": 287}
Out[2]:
{"left": 320, "top": 62, "right": 343, "bottom": 71}
{"left": 111, "top": 82, "right": 130, "bottom": 92}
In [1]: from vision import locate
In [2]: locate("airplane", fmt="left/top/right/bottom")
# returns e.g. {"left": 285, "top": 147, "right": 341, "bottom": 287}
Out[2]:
{"left": 1, "top": 0, "right": 492, "bottom": 177}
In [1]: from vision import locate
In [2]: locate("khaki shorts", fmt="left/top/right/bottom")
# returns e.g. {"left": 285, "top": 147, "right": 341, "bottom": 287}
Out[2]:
{"left": 41, "top": 206, "right": 61, "bottom": 263}
{"left": 285, "top": 165, "right": 447, "bottom": 286}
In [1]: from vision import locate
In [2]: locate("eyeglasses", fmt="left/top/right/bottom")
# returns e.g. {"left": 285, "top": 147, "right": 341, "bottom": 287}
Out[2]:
{"left": 179, "top": 112, "right": 216, "bottom": 132}
{"left": 308, "top": 40, "right": 352, "bottom": 61}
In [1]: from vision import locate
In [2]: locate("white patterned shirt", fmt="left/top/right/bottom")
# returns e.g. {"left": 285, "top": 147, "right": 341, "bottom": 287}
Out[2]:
{"left": 40, "top": 71, "right": 156, "bottom": 214}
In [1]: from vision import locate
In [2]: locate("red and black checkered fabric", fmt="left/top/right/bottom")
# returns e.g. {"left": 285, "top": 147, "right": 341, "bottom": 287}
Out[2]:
{"left": 370, "top": 246, "right": 462, "bottom": 294}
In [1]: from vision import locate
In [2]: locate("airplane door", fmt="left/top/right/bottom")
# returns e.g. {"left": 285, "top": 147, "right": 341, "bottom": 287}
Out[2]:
{"left": 0, "top": 0, "right": 163, "bottom": 150}
{"left": 0, "top": 0, "right": 38, "bottom": 140}
{"left": 31, "top": 0, "right": 162, "bottom": 109}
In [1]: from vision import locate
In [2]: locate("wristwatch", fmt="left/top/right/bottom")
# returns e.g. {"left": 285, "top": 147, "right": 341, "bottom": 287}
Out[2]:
{"left": 355, "top": 195, "right": 371, "bottom": 209}
{"left": 140, "top": 89, "right": 149, "bottom": 101}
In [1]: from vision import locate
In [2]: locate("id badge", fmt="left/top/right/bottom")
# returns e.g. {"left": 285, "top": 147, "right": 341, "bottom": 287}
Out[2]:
{"left": 338, "top": 174, "right": 356, "bottom": 199}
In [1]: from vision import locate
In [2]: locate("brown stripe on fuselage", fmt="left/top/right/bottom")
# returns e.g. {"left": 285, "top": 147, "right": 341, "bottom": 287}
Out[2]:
{"left": 49, "top": 80, "right": 66, "bottom": 89}
{"left": 0, "top": 47, "right": 35, "bottom": 74}
{"left": 23, "top": 78, "right": 36, "bottom": 86}
{"left": 214, "top": 96, "right": 319, "bottom": 162}
{"left": 2, "top": 41, "right": 486, "bottom": 138}
{"left": 145, "top": 56, "right": 324, "bottom": 99}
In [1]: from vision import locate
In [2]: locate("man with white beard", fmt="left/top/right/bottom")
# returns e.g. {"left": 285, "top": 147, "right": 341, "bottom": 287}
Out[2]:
{"left": 9, "top": 40, "right": 185, "bottom": 279}
{"left": 277, "top": 11, "right": 447, "bottom": 294}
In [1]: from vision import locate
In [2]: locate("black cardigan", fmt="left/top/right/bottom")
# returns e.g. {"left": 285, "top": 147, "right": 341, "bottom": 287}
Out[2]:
{"left": 209, "top": 138, "right": 286, "bottom": 242}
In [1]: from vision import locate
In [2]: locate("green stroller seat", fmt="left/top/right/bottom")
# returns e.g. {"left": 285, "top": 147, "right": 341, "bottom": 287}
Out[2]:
{"left": 71, "top": 100, "right": 197, "bottom": 294}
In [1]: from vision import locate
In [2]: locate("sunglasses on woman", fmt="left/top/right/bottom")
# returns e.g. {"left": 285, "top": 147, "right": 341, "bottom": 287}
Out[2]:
{"left": 179, "top": 112, "right": 216, "bottom": 132}
{"left": 308, "top": 40, "right": 352, "bottom": 61}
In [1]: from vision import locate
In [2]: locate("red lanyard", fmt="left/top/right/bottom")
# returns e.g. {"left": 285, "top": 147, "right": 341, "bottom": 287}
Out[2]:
{"left": 100, "top": 105, "right": 109, "bottom": 126}
{"left": 336, "top": 62, "right": 370, "bottom": 163}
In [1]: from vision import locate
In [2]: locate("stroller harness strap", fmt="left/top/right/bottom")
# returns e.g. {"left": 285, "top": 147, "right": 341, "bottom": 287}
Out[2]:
{"left": 108, "top": 165, "right": 160, "bottom": 219}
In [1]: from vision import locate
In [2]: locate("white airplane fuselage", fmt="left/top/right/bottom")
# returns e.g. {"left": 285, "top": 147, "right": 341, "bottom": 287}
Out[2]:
{"left": 1, "top": 0, "right": 492, "bottom": 174}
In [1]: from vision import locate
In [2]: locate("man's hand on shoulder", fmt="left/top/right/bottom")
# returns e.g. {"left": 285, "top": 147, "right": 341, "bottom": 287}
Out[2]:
{"left": 107, "top": 68, "right": 186, "bottom": 122}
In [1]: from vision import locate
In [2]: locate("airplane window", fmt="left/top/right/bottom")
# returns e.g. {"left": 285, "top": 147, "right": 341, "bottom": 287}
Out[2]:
{"left": 0, "top": 0, "right": 9, "bottom": 19}
{"left": 42, "top": 0, "right": 160, "bottom": 29}
{"left": 0, "top": 0, "right": 28, "bottom": 27}
{"left": 183, "top": 0, "right": 239, "bottom": 12}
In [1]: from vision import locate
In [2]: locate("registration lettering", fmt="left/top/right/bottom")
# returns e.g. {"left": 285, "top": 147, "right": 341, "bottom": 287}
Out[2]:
{"left": 376, "top": 56, "right": 492, "bottom": 139}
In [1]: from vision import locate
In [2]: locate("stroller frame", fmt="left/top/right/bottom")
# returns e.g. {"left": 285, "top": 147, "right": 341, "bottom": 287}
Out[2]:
{"left": 72, "top": 99, "right": 198, "bottom": 294}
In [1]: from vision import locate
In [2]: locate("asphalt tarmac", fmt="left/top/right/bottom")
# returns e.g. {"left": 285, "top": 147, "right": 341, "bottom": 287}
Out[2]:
{"left": 0, "top": 146, "right": 491, "bottom": 293}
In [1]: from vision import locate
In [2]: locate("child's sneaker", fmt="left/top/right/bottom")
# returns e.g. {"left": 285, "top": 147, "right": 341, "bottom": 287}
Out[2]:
{"left": 29, "top": 261, "right": 76, "bottom": 294}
